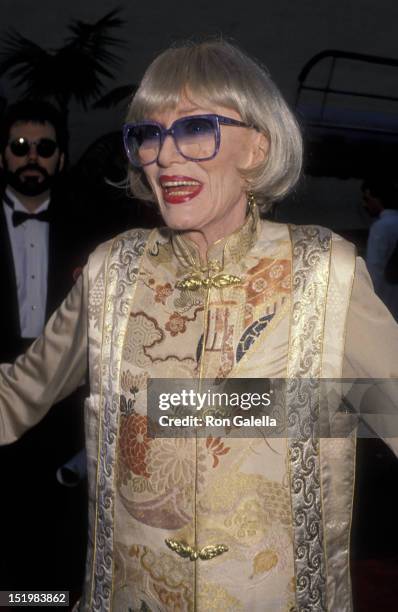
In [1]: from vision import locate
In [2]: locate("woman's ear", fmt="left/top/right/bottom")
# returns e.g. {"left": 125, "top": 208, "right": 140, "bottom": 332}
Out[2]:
{"left": 250, "top": 131, "right": 269, "bottom": 168}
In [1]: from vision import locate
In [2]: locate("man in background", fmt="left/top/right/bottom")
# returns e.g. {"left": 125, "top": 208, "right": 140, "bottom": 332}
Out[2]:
{"left": 363, "top": 175, "right": 398, "bottom": 321}
{"left": 0, "top": 100, "right": 87, "bottom": 593}
{"left": 0, "top": 100, "right": 86, "bottom": 358}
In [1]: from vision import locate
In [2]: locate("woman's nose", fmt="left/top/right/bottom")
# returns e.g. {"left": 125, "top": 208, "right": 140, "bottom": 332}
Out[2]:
{"left": 156, "top": 134, "right": 185, "bottom": 167}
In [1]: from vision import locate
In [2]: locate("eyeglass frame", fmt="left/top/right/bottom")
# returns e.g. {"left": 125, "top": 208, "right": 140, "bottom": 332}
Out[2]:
{"left": 8, "top": 137, "right": 59, "bottom": 158}
{"left": 123, "top": 113, "right": 254, "bottom": 167}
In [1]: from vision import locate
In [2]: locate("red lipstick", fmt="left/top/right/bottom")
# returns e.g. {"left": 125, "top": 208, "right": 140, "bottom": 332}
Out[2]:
{"left": 159, "top": 175, "right": 203, "bottom": 204}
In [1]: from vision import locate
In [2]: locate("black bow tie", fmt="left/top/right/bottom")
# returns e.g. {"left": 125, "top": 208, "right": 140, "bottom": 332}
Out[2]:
{"left": 12, "top": 209, "right": 51, "bottom": 227}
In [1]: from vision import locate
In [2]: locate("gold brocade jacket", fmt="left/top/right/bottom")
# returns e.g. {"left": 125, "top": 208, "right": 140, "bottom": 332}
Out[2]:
{"left": 2, "top": 209, "right": 398, "bottom": 611}
{"left": 83, "top": 209, "right": 356, "bottom": 612}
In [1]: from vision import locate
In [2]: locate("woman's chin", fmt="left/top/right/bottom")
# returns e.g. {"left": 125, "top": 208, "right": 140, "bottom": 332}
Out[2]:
{"left": 160, "top": 207, "right": 202, "bottom": 232}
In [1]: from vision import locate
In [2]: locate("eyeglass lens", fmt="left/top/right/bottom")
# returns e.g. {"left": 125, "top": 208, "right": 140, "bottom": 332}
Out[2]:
{"left": 9, "top": 138, "right": 58, "bottom": 158}
{"left": 128, "top": 116, "right": 217, "bottom": 165}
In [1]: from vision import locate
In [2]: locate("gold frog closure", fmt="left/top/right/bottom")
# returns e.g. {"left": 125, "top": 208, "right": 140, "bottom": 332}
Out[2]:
{"left": 176, "top": 273, "right": 241, "bottom": 291}
{"left": 165, "top": 539, "right": 229, "bottom": 561}
{"left": 176, "top": 258, "right": 241, "bottom": 290}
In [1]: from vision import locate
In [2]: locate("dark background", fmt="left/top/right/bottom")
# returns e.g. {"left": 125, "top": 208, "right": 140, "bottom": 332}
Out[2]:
{"left": 2, "top": 0, "right": 398, "bottom": 230}
{"left": 1, "top": 1, "right": 398, "bottom": 609}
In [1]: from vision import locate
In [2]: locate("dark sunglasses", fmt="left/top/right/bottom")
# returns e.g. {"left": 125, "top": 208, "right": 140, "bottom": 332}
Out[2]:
{"left": 9, "top": 137, "right": 58, "bottom": 158}
{"left": 123, "top": 114, "right": 252, "bottom": 167}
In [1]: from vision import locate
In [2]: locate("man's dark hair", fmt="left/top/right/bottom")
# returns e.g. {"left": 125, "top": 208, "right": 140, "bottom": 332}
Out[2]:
{"left": 362, "top": 174, "right": 398, "bottom": 210}
{"left": 0, "top": 99, "right": 68, "bottom": 154}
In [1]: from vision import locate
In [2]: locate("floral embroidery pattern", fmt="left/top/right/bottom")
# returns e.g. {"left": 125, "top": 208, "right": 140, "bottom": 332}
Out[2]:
{"left": 165, "top": 312, "right": 188, "bottom": 336}
{"left": 153, "top": 583, "right": 185, "bottom": 609}
{"left": 206, "top": 436, "right": 231, "bottom": 468}
{"left": 119, "top": 411, "right": 151, "bottom": 478}
{"left": 251, "top": 549, "right": 279, "bottom": 577}
{"left": 140, "top": 545, "right": 193, "bottom": 602}
{"left": 269, "top": 264, "right": 284, "bottom": 279}
{"left": 120, "top": 393, "right": 136, "bottom": 419}
{"left": 245, "top": 257, "right": 291, "bottom": 309}
{"left": 128, "top": 544, "right": 140, "bottom": 558}
{"left": 154, "top": 282, "right": 173, "bottom": 305}
{"left": 120, "top": 370, "right": 148, "bottom": 395}
{"left": 147, "top": 438, "right": 205, "bottom": 494}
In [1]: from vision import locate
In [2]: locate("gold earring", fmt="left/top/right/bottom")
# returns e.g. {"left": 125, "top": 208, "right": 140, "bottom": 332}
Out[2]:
{"left": 247, "top": 191, "right": 257, "bottom": 210}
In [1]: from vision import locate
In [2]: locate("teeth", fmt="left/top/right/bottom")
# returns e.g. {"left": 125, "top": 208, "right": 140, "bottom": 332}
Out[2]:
{"left": 168, "top": 190, "right": 192, "bottom": 196}
{"left": 161, "top": 180, "right": 200, "bottom": 187}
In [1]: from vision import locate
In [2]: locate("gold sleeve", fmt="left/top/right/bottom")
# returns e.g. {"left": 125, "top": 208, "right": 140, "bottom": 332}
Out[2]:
{"left": 0, "top": 270, "right": 88, "bottom": 444}
{"left": 343, "top": 257, "right": 398, "bottom": 378}
{"left": 343, "top": 256, "right": 398, "bottom": 456}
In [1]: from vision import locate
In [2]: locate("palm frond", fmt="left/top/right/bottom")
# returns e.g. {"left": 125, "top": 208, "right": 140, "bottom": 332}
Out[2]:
{"left": 0, "top": 9, "right": 126, "bottom": 111}
{"left": 0, "top": 31, "right": 49, "bottom": 76}
{"left": 0, "top": 30, "right": 57, "bottom": 98}
{"left": 66, "top": 7, "right": 125, "bottom": 70}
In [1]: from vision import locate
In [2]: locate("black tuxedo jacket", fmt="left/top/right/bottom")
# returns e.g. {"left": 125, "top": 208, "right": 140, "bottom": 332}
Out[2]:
{"left": 0, "top": 189, "right": 88, "bottom": 362}
{"left": 0, "top": 187, "right": 90, "bottom": 592}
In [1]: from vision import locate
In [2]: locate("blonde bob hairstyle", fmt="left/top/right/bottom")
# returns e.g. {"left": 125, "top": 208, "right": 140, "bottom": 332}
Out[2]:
{"left": 126, "top": 39, "right": 303, "bottom": 212}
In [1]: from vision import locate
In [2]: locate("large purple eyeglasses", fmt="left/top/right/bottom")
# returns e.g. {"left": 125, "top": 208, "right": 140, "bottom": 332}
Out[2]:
{"left": 123, "top": 114, "right": 251, "bottom": 167}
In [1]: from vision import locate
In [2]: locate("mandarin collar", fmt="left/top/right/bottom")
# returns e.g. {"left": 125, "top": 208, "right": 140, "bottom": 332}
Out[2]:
{"left": 170, "top": 203, "right": 260, "bottom": 288}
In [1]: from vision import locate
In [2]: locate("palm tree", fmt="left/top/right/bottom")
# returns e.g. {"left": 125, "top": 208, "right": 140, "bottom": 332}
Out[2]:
{"left": 0, "top": 8, "right": 125, "bottom": 122}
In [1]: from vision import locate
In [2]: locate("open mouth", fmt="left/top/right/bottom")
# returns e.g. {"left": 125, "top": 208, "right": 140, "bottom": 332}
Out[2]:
{"left": 159, "top": 175, "right": 203, "bottom": 204}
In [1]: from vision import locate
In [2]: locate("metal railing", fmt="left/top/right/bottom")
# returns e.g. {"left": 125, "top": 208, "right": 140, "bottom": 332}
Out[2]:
{"left": 296, "top": 50, "right": 398, "bottom": 129}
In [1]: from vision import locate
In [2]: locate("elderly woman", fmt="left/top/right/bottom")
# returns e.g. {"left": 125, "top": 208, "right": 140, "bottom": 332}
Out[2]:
{"left": 1, "top": 40, "right": 398, "bottom": 612}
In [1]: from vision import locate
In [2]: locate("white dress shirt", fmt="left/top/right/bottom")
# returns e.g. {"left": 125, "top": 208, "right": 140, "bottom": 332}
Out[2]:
{"left": 366, "top": 208, "right": 398, "bottom": 321}
{"left": 3, "top": 187, "right": 49, "bottom": 338}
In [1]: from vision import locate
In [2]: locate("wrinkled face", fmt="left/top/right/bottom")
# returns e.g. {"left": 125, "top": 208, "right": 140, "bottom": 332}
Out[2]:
{"left": 1, "top": 120, "right": 64, "bottom": 197}
{"left": 143, "top": 95, "right": 266, "bottom": 246}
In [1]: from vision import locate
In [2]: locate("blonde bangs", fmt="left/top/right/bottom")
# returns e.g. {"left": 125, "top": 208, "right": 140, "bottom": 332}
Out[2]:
{"left": 128, "top": 43, "right": 248, "bottom": 122}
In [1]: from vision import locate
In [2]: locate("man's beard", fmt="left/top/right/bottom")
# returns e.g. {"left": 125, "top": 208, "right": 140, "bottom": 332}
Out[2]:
{"left": 4, "top": 162, "right": 58, "bottom": 197}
